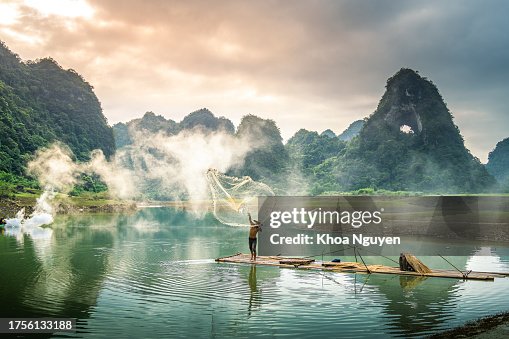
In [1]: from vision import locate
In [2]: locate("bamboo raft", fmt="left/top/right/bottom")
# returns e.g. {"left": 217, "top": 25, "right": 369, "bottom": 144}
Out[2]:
{"left": 215, "top": 253, "right": 509, "bottom": 281}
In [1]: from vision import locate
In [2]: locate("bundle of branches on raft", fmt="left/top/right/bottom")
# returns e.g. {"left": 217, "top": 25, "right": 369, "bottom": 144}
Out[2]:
{"left": 399, "top": 253, "right": 431, "bottom": 273}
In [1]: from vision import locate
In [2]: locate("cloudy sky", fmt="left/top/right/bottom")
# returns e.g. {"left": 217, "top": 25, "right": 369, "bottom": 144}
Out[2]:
{"left": 0, "top": 0, "right": 508, "bottom": 162}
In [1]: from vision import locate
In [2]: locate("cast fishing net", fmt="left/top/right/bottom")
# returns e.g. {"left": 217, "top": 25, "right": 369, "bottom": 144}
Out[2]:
{"left": 206, "top": 169, "right": 274, "bottom": 226}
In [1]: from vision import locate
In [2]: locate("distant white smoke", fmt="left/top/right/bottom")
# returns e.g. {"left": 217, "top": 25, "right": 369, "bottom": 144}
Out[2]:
{"left": 86, "top": 149, "right": 137, "bottom": 199}
{"left": 120, "top": 127, "right": 262, "bottom": 202}
{"left": 4, "top": 144, "right": 77, "bottom": 234}
{"left": 5, "top": 144, "right": 75, "bottom": 238}
{"left": 27, "top": 143, "right": 80, "bottom": 192}
{"left": 20, "top": 124, "right": 269, "bottom": 217}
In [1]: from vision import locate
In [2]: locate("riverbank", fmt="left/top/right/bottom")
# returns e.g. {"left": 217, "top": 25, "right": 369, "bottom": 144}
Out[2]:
{"left": 0, "top": 194, "right": 137, "bottom": 219}
{"left": 429, "top": 312, "right": 509, "bottom": 338}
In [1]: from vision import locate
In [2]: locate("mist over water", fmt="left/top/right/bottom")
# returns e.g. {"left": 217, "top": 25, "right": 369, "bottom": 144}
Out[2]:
{"left": 3, "top": 124, "right": 273, "bottom": 240}
{"left": 112, "top": 127, "right": 264, "bottom": 204}
{"left": 26, "top": 124, "right": 270, "bottom": 201}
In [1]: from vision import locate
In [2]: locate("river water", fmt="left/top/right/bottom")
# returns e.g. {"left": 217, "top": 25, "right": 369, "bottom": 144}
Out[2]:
{"left": 1, "top": 207, "right": 508, "bottom": 338}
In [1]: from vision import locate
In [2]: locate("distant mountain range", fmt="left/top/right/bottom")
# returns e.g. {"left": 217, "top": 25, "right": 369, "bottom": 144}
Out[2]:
{"left": 316, "top": 120, "right": 365, "bottom": 141}
{"left": 0, "top": 41, "right": 507, "bottom": 194}
{"left": 115, "top": 69, "right": 499, "bottom": 193}
{"left": 112, "top": 108, "right": 234, "bottom": 149}
{"left": 113, "top": 110, "right": 288, "bottom": 183}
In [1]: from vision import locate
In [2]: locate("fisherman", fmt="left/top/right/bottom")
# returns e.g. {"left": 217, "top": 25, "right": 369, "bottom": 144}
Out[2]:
{"left": 247, "top": 213, "right": 262, "bottom": 261}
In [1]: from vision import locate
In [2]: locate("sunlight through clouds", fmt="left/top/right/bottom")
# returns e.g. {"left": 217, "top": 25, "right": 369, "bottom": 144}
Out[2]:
{"left": 0, "top": 2, "right": 21, "bottom": 25}
{"left": 23, "top": 0, "right": 95, "bottom": 18}
{"left": 0, "top": 0, "right": 508, "bottom": 162}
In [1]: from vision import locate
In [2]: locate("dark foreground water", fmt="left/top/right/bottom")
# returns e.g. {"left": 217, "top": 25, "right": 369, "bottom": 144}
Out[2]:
{"left": 1, "top": 207, "right": 509, "bottom": 338}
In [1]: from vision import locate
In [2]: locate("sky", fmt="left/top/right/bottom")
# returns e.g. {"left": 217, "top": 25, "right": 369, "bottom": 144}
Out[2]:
{"left": 0, "top": 0, "right": 508, "bottom": 162}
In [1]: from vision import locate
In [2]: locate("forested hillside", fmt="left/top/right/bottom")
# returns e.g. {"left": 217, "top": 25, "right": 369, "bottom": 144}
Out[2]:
{"left": 321, "top": 69, "right": 495, "bottom": 193}
{"left": 0, "top": 41, "right": 115, "bottom": 175}
{"left": 337, "top": 120, "right": 364, "bottom": 141}
{"left": 286, "top": 129, "right": 346, "bottom": 173}
{"left": 232, "top": 114, "right": 288, "bottom": 181}
{"left": 487, "top": 137, "right": 509, "bottom": 190}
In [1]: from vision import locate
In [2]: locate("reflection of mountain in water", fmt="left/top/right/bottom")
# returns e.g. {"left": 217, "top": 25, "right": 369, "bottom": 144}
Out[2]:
{"left": 2, "top": 208, "right": 508, "bottom": 338}
{"left": 466, "top": 247, "right": 509, "bottom": 272}
{"left": 0, "top": 209, "right": 199, "bottom": 330}
{"left": 364, "top": 252, "right": 509, "bottom": 337}
{"left": 0, "top": 218, "right": 115, "bottom": 325}
{"left": 356, "top": 255, "right": 468, "bottom": 336}
{"left": 0, "top": 208, "right": 208, "bottom": 322}
{"left": 371, "top": 274, "right": 459, "bottom": 336}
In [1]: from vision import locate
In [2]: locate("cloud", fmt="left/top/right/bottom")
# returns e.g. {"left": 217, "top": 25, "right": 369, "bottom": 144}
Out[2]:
{"left": 1, "top": 0, "right": 509, "bottom": 161}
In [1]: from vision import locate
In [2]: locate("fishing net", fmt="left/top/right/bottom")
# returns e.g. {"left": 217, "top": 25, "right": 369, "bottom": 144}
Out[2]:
{"left": 206, "top": 169, "right": 274, "bottom": 226}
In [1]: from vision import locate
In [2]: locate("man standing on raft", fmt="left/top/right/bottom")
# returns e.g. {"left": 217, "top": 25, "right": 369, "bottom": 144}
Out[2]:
{"left": 248, "top": 213, "right": 262, "bottom": 261}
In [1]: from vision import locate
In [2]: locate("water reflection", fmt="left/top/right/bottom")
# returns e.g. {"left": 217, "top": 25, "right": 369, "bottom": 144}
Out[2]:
{"left": 0, "top": 217, "right": 114, "bottom": 325}
{"left": 466, "top": 247, "right": 509, "bottom": 272}
{"left": 375, "top": 274, "right": 458, "bottom": 336}
{"left": 247, "top": 264, "right": 261, "bottom": 317}
{"left": 399, "top": 275, "right": 427, "bottom": 290}
{"left": 0, "top": 207, "right": 508, "bottom": 338}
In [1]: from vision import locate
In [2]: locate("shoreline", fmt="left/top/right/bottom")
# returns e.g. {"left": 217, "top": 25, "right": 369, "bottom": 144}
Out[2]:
{"left": 0, "top": 196, "right": 137, "bottom": 219}
{"left": 429, "top": 312, "right": 509, "bottom": 338}
{"left": 0, "top": 196, "right": 217, "bottom": 219}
